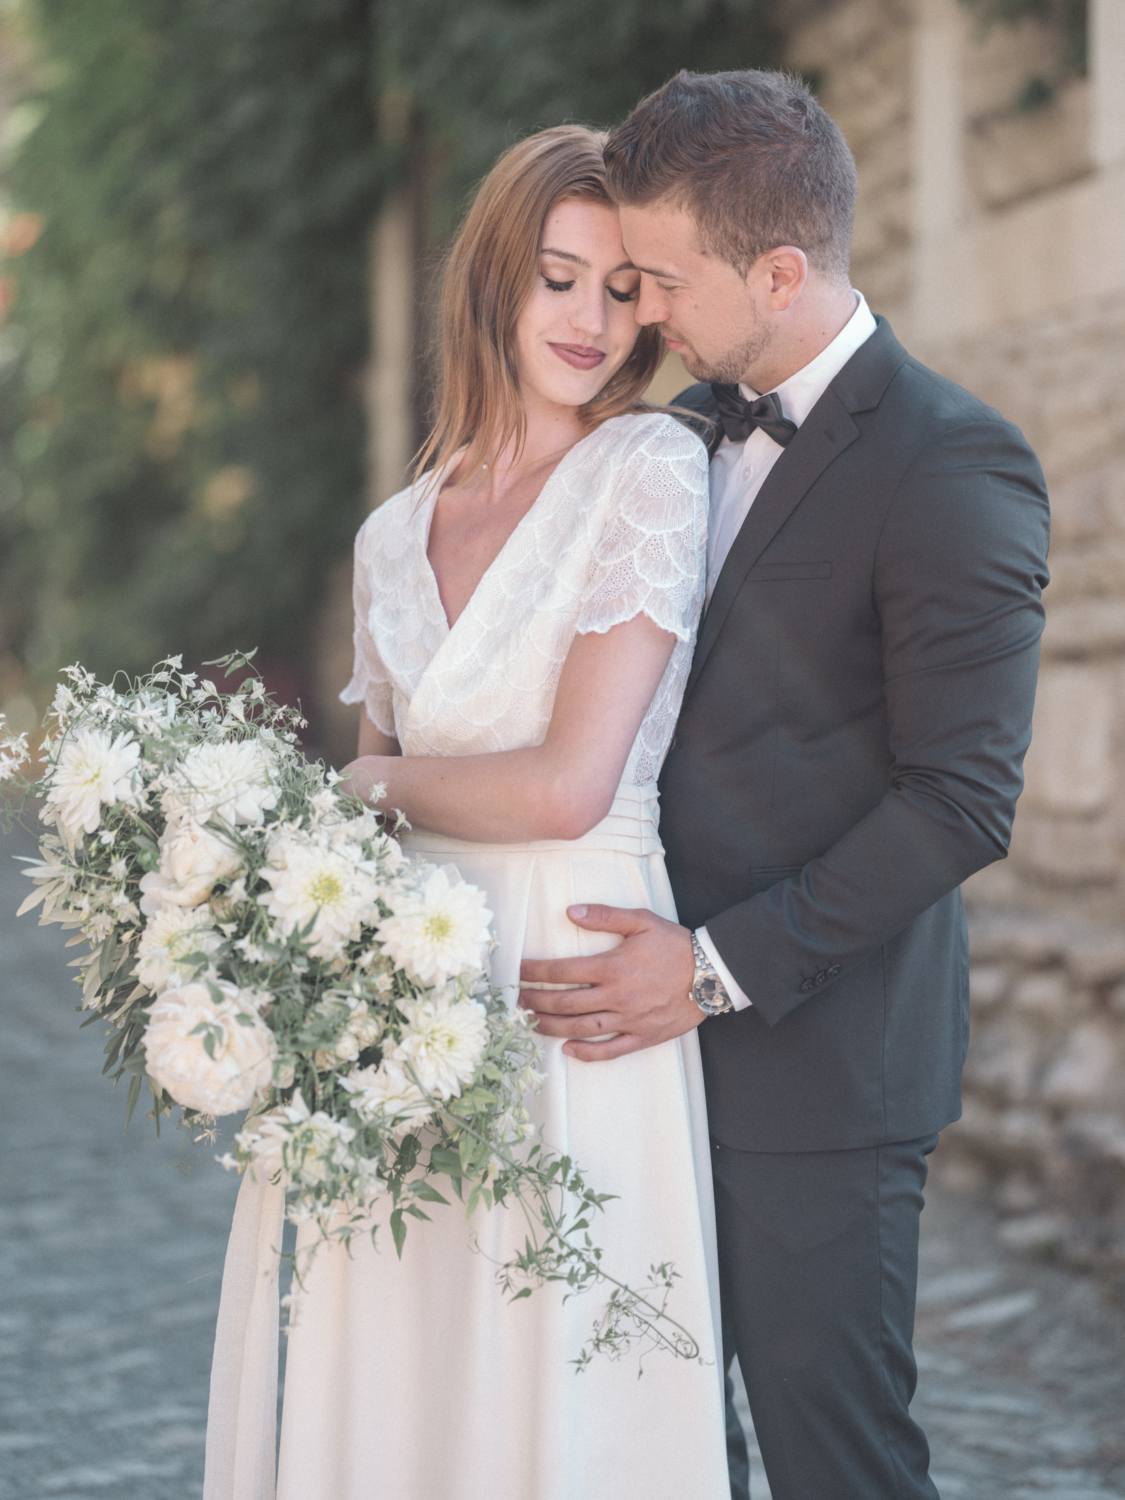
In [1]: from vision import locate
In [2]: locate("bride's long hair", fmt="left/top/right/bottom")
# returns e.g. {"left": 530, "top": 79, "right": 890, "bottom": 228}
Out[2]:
{"left": 414, "top": 125, "right": 666, "bottom": 483}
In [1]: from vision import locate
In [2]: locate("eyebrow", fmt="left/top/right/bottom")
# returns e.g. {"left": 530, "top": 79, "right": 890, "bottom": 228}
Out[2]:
{"left": 629, "top": 263, "right": 681, "bottom": 280}
{"left": 540, "top": 247, "right": 636, "bottom": 275}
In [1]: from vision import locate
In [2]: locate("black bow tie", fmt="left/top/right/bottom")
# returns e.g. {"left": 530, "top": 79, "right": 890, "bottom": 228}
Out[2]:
{"left": 711, "top": 385, "right": 798, "bottom": 449}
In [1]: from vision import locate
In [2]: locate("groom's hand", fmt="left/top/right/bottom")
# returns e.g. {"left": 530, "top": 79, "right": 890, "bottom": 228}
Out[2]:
{"left": 518, "top": 905, "right": 700, "bottom": 1061}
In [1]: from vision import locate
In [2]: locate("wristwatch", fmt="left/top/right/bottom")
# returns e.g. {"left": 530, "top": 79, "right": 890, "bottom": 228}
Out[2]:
{"left": 690, "top": 931, "right": 735, "bottom": 1017}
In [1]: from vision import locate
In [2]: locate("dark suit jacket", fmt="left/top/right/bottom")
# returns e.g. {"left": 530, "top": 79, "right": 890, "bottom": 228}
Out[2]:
{"left": 659, "top": 318, "right": 1050, "bottom": 1153}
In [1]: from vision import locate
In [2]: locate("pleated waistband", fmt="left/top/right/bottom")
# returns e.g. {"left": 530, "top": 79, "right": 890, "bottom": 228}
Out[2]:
{"left": 400, "top": 780, "right": 664, "bottom": 860}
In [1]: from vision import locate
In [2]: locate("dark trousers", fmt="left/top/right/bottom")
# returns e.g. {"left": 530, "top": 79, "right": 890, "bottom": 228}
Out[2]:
{"left": 713, "top": 1133, "right": 940, "bottom": 1500}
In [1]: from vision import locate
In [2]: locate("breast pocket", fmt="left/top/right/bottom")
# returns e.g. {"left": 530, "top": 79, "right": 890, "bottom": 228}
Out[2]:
{"left": 746, "top": 562, "right": 833, "bottom": 581}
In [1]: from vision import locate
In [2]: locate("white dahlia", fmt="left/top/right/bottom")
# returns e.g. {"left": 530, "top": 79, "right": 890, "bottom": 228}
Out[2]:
{"left": 139, "top": 819, "right": 245, "bottom": 914}
{"left": 340, "top": 1059, "right": 432, "bottom": 1127}
{"left": 41, "top": 727, "right": 141, "bottom": 841}
{"left": 136, "top": 906, "right": 223, "bottom": 993}
{"left": 162, "top": 739, "right": 278, "bottom": 827}
{"left": 392, "top": 990, "right": 489, "bottom": 1100}
{"left": 259, "top": 838, "right": 378, "bottom": 961}
{"left": 375, "top": 865, "right": 491, "bottom": 987}
{"left": 143, "top": 980, "right": 276, "bottom": 1115}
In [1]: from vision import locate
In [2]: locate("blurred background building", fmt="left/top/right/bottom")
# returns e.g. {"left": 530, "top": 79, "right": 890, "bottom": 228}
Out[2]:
{"left": 1, "top": 0, "right": 1123, "bottom": 1282}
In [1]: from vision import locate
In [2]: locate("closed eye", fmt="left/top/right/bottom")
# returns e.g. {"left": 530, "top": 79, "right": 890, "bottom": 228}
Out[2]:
{"left": 544, "top": 277, "right": 575, "bottom": 293}
{"left": 608, "top": 286, "right": 637, "bottom": 303}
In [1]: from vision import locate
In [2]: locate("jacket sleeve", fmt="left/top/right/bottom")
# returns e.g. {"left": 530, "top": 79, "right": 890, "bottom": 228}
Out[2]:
{"left": 704, "top": 415, "right": 1050, "bottom": 1026}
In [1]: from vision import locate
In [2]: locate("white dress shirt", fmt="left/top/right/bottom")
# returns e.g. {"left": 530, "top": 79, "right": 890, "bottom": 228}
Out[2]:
{"left": 695, "top": 292, "right": 878, "bottom": 1010}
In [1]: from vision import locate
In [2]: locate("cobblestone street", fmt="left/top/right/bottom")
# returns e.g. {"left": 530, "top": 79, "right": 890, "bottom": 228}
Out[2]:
{"left": 2, "top": 822, "right": 1123, "bottom": 1500}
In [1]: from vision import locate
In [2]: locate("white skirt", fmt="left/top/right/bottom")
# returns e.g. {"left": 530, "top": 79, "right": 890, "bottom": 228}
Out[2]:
{"left": 204, "top": 784, "right": 729, "bottom": 1500}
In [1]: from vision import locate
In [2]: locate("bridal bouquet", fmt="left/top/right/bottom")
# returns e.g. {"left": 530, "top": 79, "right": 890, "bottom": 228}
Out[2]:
{"left": 1, "top": 654, "right": 696, "bottom": 1368}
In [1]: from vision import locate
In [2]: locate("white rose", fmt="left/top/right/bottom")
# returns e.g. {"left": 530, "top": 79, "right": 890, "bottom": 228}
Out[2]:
{"left": 41, "top": 727, "right": 141, "bottom": 842}
{"left": 161, "top": 739, "right": 278, "bottom": 827}
{"left": 136, "top": 906, "right": 223, "bottom": 993}
{"left": 143, "top": 979, "right": 277, "bottom": 1115}
{"left": 375, "top": 864, "right": 492, "bottom": 988}
{"left": 348, "top": 1007, "right": 384, "bottom": 1050}
{"left": 139, "top": 819, "right": 245, "bottom": 915}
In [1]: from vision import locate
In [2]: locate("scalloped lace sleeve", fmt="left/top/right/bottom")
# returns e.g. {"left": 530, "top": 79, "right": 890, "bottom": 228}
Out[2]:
{"left": 339, "top": 517, "right": 396, "bottom": 738}
{"left": 575, "top": 417, "right": 709, "bottom": 643}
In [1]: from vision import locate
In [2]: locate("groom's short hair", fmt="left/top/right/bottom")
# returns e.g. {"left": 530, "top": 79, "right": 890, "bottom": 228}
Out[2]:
{"left": 605, "top": 70, "right": 857, "bottom": 283}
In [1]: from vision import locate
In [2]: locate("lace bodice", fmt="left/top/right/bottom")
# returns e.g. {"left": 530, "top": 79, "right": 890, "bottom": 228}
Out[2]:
{"left": 340, "top": 413, "right": 708, "bottom": 787}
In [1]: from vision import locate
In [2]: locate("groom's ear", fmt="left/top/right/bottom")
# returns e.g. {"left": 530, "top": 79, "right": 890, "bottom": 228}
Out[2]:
{"left": 754, "top": 246, "right": 808, "bottom": 311}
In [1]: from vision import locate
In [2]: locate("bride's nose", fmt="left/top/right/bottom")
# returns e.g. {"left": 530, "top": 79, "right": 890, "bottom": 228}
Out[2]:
{"left": 568, "top": 282, "right": 608, "bottom": 340}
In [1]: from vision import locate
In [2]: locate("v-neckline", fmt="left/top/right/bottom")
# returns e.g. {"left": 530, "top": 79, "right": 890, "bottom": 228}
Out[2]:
{"left": 419, "top": 426, "right": 602, "bottom": 635}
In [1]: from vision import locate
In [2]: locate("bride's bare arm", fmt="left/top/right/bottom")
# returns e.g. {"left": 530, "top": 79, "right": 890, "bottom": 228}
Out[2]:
{"left": 340, "top": 614, "right": 675, "bottom": 842}
{"left": 356, "top": 714, "right": 400, "bottom": 759}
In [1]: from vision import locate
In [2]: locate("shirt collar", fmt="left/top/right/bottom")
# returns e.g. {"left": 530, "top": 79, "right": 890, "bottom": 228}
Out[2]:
{"left": 739, "top": 291, "right": 877, "bottom": 430}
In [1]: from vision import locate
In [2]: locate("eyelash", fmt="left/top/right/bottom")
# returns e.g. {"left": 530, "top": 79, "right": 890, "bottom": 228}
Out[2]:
{"left": 543, "top": 277, "right": 636, "bottom": 303}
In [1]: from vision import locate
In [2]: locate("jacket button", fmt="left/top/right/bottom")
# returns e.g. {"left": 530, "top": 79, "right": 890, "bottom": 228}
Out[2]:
{"left": 814, "top": 971, "right": 827, "bottom": 985}
{"left": 799, "top": 979, "right": 814, "bottom": 994}
{"left": 827, "top": 964, "right": 842, "bottom": 978}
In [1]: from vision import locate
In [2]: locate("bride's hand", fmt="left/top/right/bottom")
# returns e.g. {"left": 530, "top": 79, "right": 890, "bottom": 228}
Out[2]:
{"left": 518, "top": 906, "right": 700, "bottom": 1060}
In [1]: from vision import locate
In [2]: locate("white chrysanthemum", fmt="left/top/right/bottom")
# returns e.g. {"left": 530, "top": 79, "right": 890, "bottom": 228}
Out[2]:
{"left": 139, "top": 819, "right": 245, "bottom": 914}
{"left": 41, "top": 727, "right": 141, "bottom": 841}
{"left": 143, "top": 980, "right": 276, "bottom": 1115}
{"left": 340, "top": 1059, "right": 432, "bottom": 1126}
{"left": 136, "top": 906, "right": 223, "bottom": 993}
{"left": 259, "top": 837, "right": 379, "bottom": 961}
{"left": 375, "top": 865, "right": 491, "bottom": 987}
{"left": 162, "top": 739, "right": 278, "bottom": 827}
{"left": 392, "top": 990, "right": 489, "bottom": 1099}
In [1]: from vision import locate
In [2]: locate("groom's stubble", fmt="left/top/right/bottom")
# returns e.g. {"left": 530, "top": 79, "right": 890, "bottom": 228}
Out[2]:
{"left": 660, "top": 292, "right": 777, "bottom": 389}
{"left": 667, "top": 319, "right": 775, "bottom": 388}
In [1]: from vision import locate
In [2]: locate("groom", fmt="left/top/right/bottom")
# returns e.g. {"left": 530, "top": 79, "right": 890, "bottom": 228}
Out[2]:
{"left": 520, "top": 70, "right": 1049, "bottom": 1500}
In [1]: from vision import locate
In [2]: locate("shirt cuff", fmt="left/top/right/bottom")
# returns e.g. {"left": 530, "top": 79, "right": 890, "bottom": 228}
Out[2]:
{"left": 695, "top": 926, "right": 752, "bottom": 1011}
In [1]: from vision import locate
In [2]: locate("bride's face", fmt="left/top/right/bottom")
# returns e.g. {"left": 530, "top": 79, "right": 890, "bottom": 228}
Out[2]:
{"left": 515, "top": 198, "right": 642, "bottom": 415}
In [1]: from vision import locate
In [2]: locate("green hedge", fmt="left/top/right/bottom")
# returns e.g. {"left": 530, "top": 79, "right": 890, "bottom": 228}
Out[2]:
{"left": 0, "top": 0, "right": 776, "bottom": 734}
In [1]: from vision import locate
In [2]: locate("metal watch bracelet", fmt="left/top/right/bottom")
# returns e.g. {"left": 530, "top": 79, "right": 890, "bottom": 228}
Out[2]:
{"left": 690, "top": 931, "right": 735, "bottom": 1017}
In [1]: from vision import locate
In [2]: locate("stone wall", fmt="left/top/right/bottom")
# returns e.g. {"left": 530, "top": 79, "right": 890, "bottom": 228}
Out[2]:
{"left": 930, "top": 289, "right": 1125, "bottom": 1277}
{"left": 778, "top": 0, "right": 1125, "bottom": 1273}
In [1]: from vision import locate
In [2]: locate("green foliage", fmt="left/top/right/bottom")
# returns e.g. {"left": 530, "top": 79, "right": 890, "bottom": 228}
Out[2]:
{"left": 0, "top": 0, "right": 777, "bottom": 719}
{"left": 385, "top": 0, "right": 779, "bottom": 222}
{"left": 1, "top": 0, "right": 385, "bottom": 690}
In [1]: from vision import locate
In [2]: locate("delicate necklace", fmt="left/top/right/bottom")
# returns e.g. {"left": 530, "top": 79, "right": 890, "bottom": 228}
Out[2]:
{"left": 480, "top": 439, "right": 578, "bottom": 473}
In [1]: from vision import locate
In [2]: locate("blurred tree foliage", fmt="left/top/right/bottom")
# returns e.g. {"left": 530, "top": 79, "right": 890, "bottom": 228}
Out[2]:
{"left": 0, "top": 0, "right": 775, "bottom": 713}
{"left": 383, "top": 0, "right": 779, "bottom": 225}
{"left": 0, "top": 0, "right": 384, "bottom": 697}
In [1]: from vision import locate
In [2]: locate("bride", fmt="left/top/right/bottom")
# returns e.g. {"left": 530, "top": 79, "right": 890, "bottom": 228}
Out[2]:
{"left": 208, "top": 125, "right": 730, "bottom": 1500}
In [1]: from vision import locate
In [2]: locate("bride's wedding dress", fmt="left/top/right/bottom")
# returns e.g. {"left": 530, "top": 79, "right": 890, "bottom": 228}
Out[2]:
{"left": 207, "top": 412, "right": 730, "bottom": 1500}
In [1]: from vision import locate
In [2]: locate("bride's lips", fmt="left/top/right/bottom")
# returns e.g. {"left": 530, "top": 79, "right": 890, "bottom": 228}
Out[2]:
{"left": 549, "top": 342, "right": 606, "bottom": 371}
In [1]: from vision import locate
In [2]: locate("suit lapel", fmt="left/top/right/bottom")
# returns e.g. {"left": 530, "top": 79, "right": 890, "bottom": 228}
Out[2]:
{"left": 686, "top": 389, "right": 858, "bottom": 697}
{"left": 684, "top": 317, "right": 912, "bottom": 701}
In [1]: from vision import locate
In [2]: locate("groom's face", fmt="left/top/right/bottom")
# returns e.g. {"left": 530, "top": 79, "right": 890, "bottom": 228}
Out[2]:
{"left": 618, "top": 202, "right": 774, "bottom": 387}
